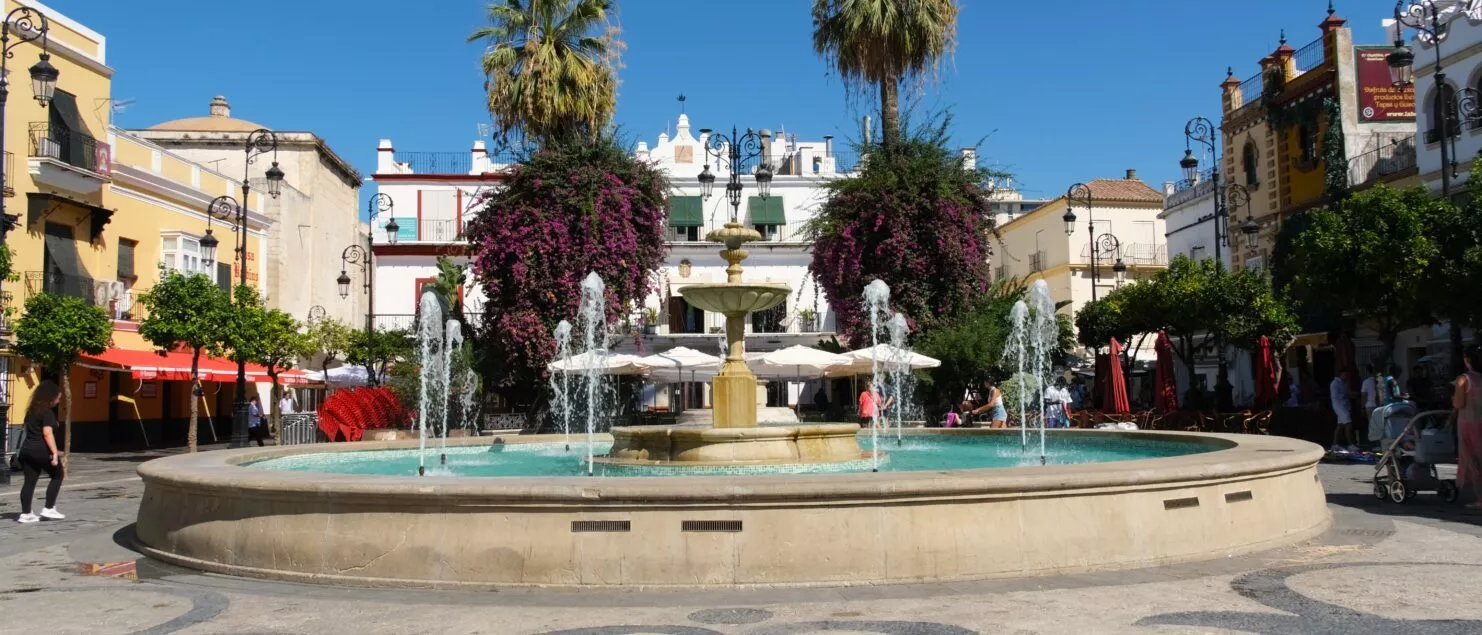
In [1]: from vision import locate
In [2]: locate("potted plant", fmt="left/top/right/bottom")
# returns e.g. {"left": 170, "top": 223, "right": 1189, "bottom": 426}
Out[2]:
{"left": 641, "top": 307, "right": 659, "bottom": 335}
{"left": 797, "top": 308, "right": 817, "bottom": 332}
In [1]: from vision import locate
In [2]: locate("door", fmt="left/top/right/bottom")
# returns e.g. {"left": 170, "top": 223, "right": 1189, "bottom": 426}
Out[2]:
{"left": 42, "top": 222, "right": 85, "bottom": 298}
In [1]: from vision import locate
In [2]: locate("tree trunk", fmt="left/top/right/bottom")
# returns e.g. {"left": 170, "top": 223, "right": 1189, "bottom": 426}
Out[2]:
{"left": 60, "top": 365, "right": 72, "bottom": 472}
{"left": 189, "top": 349, "right": 201, "bottom": 453}
{"left": 269, "top": 372, "right": 281, "bottom": 446}
{"left": 880, "top": 78, "right": 901, "bottom": 147}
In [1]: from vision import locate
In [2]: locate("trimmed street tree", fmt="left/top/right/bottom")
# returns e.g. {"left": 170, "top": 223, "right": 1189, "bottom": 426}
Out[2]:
{"left": 808, "top": 119, "right": 998, "bottom": 344}
{"left": 14, "top": 293, "right": 111, "bottom": 467}
{"left": 1280, "top": 185, "right": 1440, "bottom": 364}
{"left": 812, "top": 0, "right": 959, "bottom": 146}
{"left": 308, "top": 317, "right": 355, "bottom": 378}
{"left": 217, "top": 286, "right": 312, "bottom": 440}
{"left": 139, "top": 272, "right": 231, "bottom": 452}
{"left": 347, "top": 328, "right": 413, "bottom": 387}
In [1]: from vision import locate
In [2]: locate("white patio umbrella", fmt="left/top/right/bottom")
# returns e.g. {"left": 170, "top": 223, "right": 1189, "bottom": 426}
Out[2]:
{"left": 828, "top": 344, "right": 941, "bottom": 377}
{"left": 753, "top": 345, "right": 850, "bottom": 379}
{"left": 636, "top": 347, "right": 723, "bottom": 409}
{"left": 547, "top": 351, "right": 646, "bottom": 375}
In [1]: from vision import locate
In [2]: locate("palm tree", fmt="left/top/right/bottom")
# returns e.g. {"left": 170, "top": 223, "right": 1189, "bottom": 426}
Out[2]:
{"left": 468, "top": 0, "right": 621, "bottom": 147}
{"left": 811, "top": 0, "right": 959, "bottom": 147}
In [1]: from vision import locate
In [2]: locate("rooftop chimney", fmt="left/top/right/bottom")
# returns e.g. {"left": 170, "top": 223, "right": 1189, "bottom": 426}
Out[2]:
{"left": 1125, "top": 168, "right": 1137, "bottom": 180}
{"left": 209, "top": 95, "right": 230, "bottom": 118}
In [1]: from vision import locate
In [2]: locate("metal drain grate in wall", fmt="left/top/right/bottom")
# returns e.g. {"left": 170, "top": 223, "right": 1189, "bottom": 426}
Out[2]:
{"left": 682, "top": 520, "right": 743, "bottom": 532}
{"left": 1224, "top": 490, "right": 1254, "bottom": 503}
{"left": 1163, "top": 496, "right": 1200, "bottom": 510}
{"left": 571, "top": 520, "right": 631, "bottom": 533}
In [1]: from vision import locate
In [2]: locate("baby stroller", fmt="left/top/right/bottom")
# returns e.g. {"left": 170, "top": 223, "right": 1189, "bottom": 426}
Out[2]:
{"left": 1372, "top": 406, "right": 1458, "bottom": 504}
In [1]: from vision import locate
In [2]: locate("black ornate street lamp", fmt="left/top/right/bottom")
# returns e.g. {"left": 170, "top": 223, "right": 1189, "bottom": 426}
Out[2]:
{"left": 1389, "top": 0, "right": 1481, "bottom": 199}
{"left": 0, "top": 7, "right": 55, "bottom": 486}
{"left": 1180, "top": 116, "right": 1238, "bottom": 411}
{"left": 337, "top": 193, "right": 389, "bottom": 386}
{"left": 1062, "top": 183, "right": 1125, "bottom": 302}
{"left": 696, "top": 126, "right": 774, "bottom": 222}
{"left": 1227, "top": 183, "right": 1259, "bottom": 252}
{"left": 202, "top": 129, "right": 283, "bottom": 448}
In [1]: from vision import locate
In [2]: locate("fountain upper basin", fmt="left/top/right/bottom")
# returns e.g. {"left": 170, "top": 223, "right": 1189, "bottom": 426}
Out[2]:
{"left": 679, "top": 283, "right": 790, "bottom": 314}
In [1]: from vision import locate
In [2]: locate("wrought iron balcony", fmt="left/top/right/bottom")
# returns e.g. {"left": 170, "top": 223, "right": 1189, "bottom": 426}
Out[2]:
{"left": 28, "top": 122, "right": 111, "bottom": 177}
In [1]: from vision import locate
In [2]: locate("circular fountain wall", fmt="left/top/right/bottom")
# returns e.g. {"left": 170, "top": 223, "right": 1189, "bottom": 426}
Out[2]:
{"left": 134, "top": 429, "right": 1329, "bottom": 589}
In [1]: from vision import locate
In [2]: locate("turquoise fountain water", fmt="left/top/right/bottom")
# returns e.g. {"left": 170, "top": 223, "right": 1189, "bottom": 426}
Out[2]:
{"left": 248, "top": 433, "right": 1222, "bottom": 478}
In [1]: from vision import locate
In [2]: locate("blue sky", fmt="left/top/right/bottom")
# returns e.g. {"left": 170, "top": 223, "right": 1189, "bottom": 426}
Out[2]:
{"left": 48, "top": 0, "right": 1395, "bottom": 205}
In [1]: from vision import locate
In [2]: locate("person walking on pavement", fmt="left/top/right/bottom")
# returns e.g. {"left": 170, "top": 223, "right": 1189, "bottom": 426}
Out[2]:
{"left": 247, "top": 395, "right": 267, "bottom": 447}
{"left": 15, "top": 381, "right": 65, "bottom": 524}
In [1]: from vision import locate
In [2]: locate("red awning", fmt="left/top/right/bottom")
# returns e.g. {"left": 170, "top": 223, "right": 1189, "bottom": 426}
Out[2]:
{"left": 80, "top": 349, "right": 316, "bottom": 385}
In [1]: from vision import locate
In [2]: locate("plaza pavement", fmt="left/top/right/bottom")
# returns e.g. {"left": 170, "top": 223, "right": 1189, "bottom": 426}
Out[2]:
{"left": 2, "top": 445, "right": 1481, "bottom": 634}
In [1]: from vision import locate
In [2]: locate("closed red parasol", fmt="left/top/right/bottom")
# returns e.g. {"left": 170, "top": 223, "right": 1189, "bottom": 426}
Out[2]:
{"left": 1253, "top": 335, "right": 1279, "bottom": 409}
{"left": 1104, "top": 338, "right": 1131, "bottom": 414}
{"left": 1154, "top": 331, "right": 1178, "bottom": 413}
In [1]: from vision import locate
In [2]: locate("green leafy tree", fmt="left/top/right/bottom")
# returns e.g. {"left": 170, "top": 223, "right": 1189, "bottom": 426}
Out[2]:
{"left": 15, "top": 293, "right": 111, "bottom": 466}
{"left": 812, "top": 0, "right": 959, "bottom": 147}
{"left": 1423, "top": 158, "right": 1482, "bottom": 375}
{"left": 468, "top": 0, "right": 621, "bottom": 147}
{"left": 348, "top": 328, "right": 413, "bottom": 386}
{"left": 308, "top": 317, "right": 355, "bottom": 377}
{"left": 913, "top": 279, "right": 1021, "bottom": 411}
{"left": 138, "top": 272, "right": 231, "bottom": 452}
{"left": 247, "top": 307, "right": 313, "bottom": 438}
{"left": 1281, "top": 185, "right": 1440, "bottom": 364}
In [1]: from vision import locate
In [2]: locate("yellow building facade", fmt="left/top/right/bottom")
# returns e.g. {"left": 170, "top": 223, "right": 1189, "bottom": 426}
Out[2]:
{"left": 3, "top": 0, "right": 270, "bottom": 451}
{"left": 1219, "top": 7, "right": 1416, "bottom": 271}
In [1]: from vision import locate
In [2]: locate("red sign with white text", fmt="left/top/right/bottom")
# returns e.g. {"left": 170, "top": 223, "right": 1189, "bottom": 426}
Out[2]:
{"left": 1356, "top": 46, "right": 1416, "bottom": 122}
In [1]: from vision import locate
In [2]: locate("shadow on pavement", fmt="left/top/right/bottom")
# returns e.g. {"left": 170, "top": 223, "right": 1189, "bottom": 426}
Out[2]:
{"left": 1328, "top": 492, "right": 1482, "bottom": 527}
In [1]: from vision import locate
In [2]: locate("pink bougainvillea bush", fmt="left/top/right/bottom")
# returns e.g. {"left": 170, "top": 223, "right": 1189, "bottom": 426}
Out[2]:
{"left": 465, "top": 140, "right": 668, "bottom": 393}
{"left": 808, "top": 124, "right": 998, "bottom": 344}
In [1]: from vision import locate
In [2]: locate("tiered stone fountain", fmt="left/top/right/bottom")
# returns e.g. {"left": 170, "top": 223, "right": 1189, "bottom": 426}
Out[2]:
{"left": 600, "top": 223, "right": 864, "bottom": 465}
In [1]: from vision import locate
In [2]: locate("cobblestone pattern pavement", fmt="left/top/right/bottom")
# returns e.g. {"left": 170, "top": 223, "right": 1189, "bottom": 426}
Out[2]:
{"left": 2, "top": 448, "right": 1480, "bottom": 634}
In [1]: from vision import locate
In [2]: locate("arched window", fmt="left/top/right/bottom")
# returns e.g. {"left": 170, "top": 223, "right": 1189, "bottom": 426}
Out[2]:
{"left": 1431, "top": 83, "right": 1460, "bottom": 143}
{"left": 1242, "top": 141, "right": 1259, "bottom": 186}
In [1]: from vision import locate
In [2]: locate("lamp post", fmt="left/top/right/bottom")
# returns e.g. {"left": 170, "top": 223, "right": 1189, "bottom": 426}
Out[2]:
{"left": 1178, "top": 115, "right": 1237, "bottom": 411}
{"left": 0, "top": 8, "right": 56, "bottom": 486}
{"left": 696, "top": 126, "right": 774, "bottom": 222}
{"left": 337, "top": 193, "right": 390, "bottom": 387}
{"left": 1061, "top": 183, "right": 1125, "bottom": 302}
{"left": 200, "top": 129, "right": 283, "bottom": 448}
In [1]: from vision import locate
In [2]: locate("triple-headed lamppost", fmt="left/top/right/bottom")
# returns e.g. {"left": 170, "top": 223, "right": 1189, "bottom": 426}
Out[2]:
{"left": 337, "top": 193, "right": 395, "bottom": 386}
{"left": 1061, "top": 182, "right": 1127, "bottom": 305}
{"left": 199, "top": 129, "right": 284, "bottom": 448}
{"left": 695, "top": 126, "right": 774, "bottom": 219}
{"left": 0, "top": 7, "right": 56, "bottom": 485}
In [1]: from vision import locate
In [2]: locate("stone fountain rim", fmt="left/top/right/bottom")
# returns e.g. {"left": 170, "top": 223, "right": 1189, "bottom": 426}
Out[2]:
{"left": 136, "top": 429, "right": 1320, "bottom": 506}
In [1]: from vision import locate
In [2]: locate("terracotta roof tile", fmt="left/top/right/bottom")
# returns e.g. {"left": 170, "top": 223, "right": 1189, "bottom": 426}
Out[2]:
{"left": 1085, "top": 178, "right": 1164, "bottom": 204}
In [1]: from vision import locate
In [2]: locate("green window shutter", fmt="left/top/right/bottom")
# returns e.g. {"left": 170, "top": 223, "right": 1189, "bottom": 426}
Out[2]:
{"left": 747, "top": 196, "right": 785, "bottom": 225}
{"left": 668, "top": 196, "right": 703, "bottom": 227}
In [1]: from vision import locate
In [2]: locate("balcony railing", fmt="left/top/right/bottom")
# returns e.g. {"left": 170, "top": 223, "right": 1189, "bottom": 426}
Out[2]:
{"left": 373, "top": 312, "right": 483, "bottom": 333}
{"left": 391, "top": 151, "right": 520, "bottom": 175}
{"left": 1236, "top": 73, "right": 1263, "bottom": 109}
{"left": 22, "top": 272, "right": 144, "bottom": 321}
{"left": 1348, "top": 134, "right": 1417, "bottom": 186}
{"left": 1079, "top": 242, "right": 1169, "bottom": 267}
{"left": 3, "top": 151, "right": 12, "bottom": 196}
{"left": 667, "top": 218, "right": 812, "bottom": 244}
{"left": 1293, "top": 37, "right": 1325, "bottom": 73}
{"left": 29, "top": 122, "right": 110, "bottom": 176}
{"left": 418, "top": 219, "right": 461, "bottom": 242}
{"left": 1029, "top": 251, "right": 1046, "bottom": 272}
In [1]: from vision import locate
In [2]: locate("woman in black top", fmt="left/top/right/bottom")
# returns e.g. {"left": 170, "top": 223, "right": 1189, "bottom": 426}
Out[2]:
{"left": 16, "top": 380, "right": 64, "bottom": 524}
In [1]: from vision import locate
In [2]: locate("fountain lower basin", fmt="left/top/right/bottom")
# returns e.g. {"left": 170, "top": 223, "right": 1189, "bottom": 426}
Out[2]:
{"left": 132, "top": 429, "right": 1329, "bottom": 589}
{"left": 601, "top": 423, "right": 866, "bottom": 465}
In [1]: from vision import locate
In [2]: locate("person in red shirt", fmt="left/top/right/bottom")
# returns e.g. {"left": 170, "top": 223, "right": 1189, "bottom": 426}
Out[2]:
{"left": 857, "top": 382, "right": 893, "bottom": 428}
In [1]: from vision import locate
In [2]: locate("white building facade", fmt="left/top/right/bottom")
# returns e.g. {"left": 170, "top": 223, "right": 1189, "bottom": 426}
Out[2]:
{"left": 369, "top": 111, "right": 858, "bottom": 408}
{"left": 1159, "top": 171, "right": 1220, "bottom": 265}
{"left": 1406, "top": 4, "right": 1482, "bottom": 197}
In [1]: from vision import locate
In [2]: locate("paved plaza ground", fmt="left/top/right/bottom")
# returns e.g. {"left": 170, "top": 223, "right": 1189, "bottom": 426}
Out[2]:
{"left": 2, "top": 446, "right": 1481, "bottom": 634}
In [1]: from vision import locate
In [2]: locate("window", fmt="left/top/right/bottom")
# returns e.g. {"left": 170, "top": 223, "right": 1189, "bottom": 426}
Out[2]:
{"left": 1297, "top": 122, "right": 1318, "bottom": 165}
{"left": 667, "top": 196, "right": 703, "bottom": 241}
{"left": 1242, "top": 142, "right": 1259, "bottom": 186}
{"left": 117, "top": 238, "right": 137, "bottom": 279}
{"left": 753, "top": 223, "right": 780, "bottom": 241}
{"left": 161, "top": 233, "right": 208, "bottom": 276}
